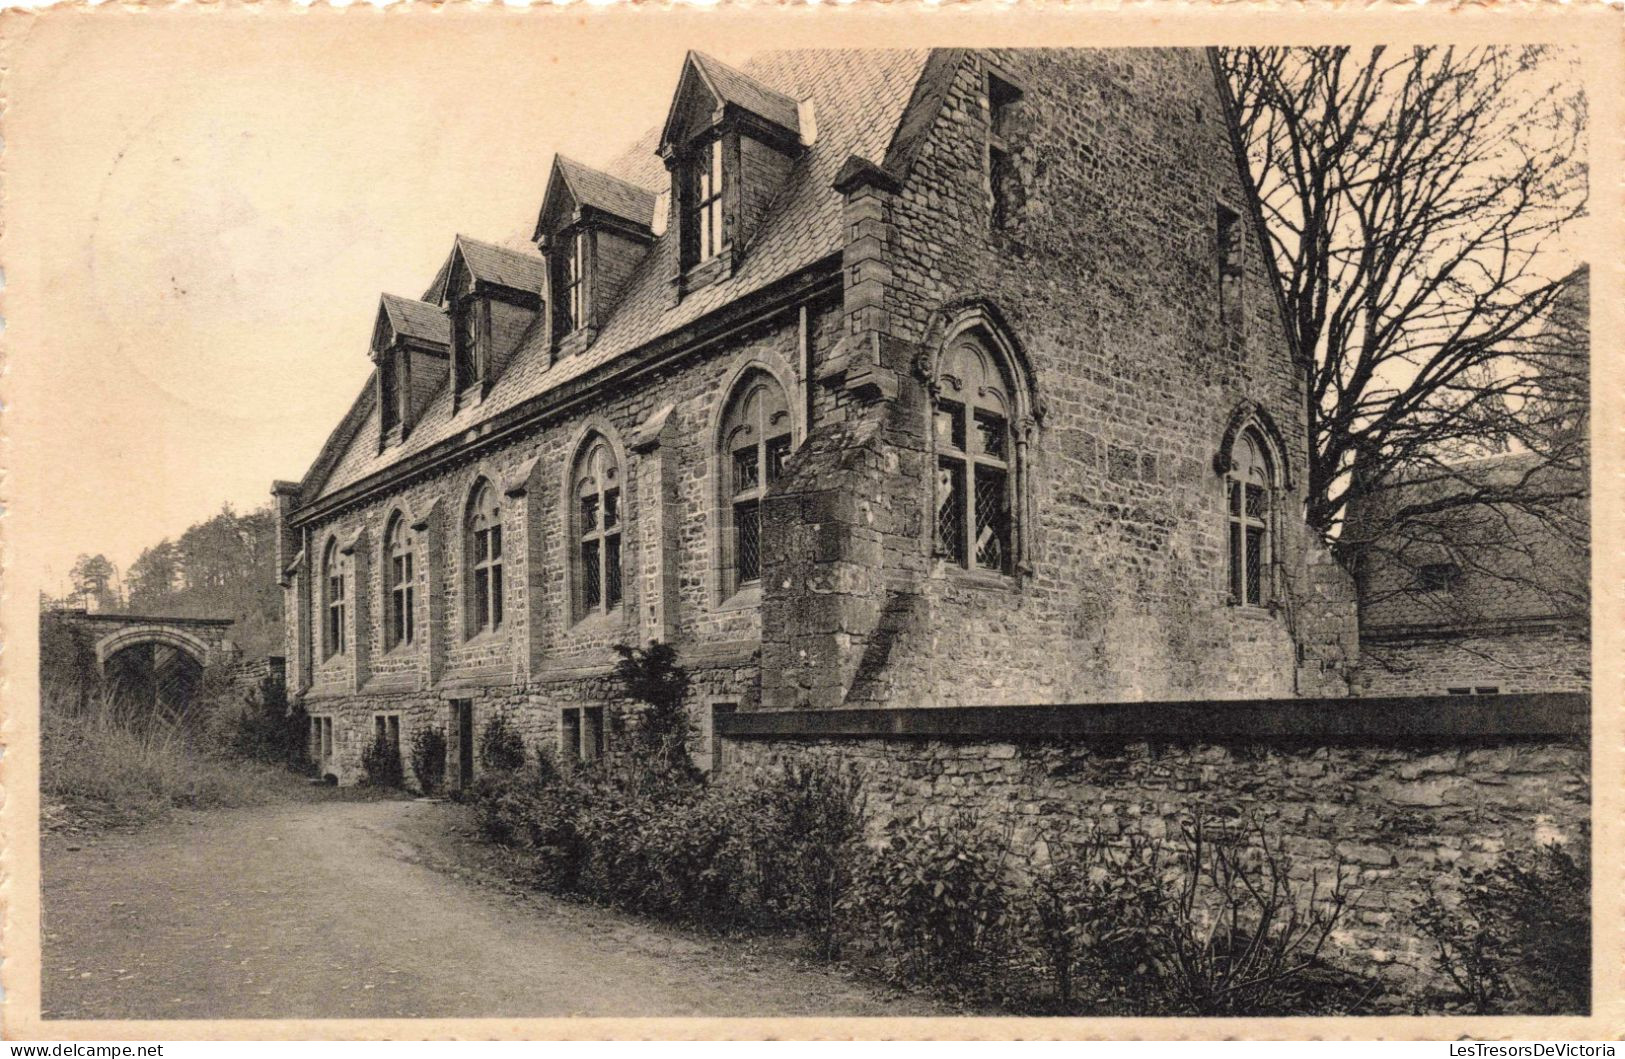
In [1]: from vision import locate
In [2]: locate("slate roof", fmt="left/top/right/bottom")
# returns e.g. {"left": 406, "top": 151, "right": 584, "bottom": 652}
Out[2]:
{"left": 305, "top": 48, "right": 930, "bottom": 505}
{"left": 379, "top": 293, "right": 450, "bottom": 347}
{"left": 689, "top": 51, "right": 802, "bottom": 137}
{"left": 453, "top": 235, "right": 548, "bottom": 294}
{"left": 553, "top": 156, "right": 660, "bottom": 229}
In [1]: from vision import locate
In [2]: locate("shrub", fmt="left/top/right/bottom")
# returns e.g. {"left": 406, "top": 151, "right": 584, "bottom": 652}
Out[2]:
{"left": 843, "top": 813, "right": 1012, "bottom": 992}
{"left": 1414, "top": 840, "right": 1590, "bottom": 1015}
{"left": 470, "top": 766, "right": 543, "bottom": 845}
{"left": 410, "top": 725, "right": 447, "bottom": 795}
{"left": 1146, "top": 817, "right": 1361, "bottom": 1016}
{"left": 478, "top": 712, "right": 526, "bottom": 773}
{"left": 361, "top": 732, "right": 404, "bottom": 788}
{"left": 1018, "top": 830, "right": 1165, "bottom": 1013}
{"left": 222, "top": 675, "right": 308, "bottom": 769}
{"left": 610, "top": 640, "right": 694, "bottom": 775}
{"left": 766, "top": 760, "right": 867, "bottom": 955}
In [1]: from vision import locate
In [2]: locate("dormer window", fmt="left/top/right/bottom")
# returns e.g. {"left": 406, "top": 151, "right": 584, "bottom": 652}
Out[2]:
{"left": 379, "top": 351, "right": 402, "bottom": 436}
{"left": 535, "top": 157, "right": 657, "bottom": 357}
{"left": 453, "top": 298, "right": 481, "bottom": 395}
{"left": 372, "top": 293, "right": 450, "bottom": 448}
{"left": 683, "top": 139, "right": 727, "bottom": 268}
{"left": 422, "top": 236, "right": 544, "bottom": 410}
{"left": 552, "top": 229, "right": 587, "bottom": 340}
{"left": 659, "top": 52, "right": 805, "bottom": 301}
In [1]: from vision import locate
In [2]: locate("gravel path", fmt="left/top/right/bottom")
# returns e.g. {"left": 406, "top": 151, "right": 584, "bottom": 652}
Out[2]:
{"left": 41, "top": 794, "right": 932, "bottom": 1020}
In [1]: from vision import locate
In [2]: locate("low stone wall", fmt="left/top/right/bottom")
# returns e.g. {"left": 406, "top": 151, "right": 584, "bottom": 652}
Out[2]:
{"left": 719, "top": 693, "right": 1589, "bottom": 997}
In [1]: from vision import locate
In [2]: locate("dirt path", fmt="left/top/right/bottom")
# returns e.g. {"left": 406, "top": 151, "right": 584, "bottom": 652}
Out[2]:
{"left": 42, "top": 795, "right": 934, "bottom": 1020}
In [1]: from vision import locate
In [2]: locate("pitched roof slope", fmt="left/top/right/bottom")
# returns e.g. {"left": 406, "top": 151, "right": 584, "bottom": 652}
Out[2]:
{"left": 555, "top": 155, "right": 660, "bottom": 227}
{"left": 380, "top": 293, "right": 451, "bottom": 346}
{"left": 690, "top": 51, "right": 803, "bottom": 135}
{"left": 308, "top": 48, "right": 930, "bottom": 504}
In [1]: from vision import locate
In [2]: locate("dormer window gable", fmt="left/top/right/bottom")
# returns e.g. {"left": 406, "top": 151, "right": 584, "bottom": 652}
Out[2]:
{"left": 658, "top": 52, "right": 808, "bottom": 300}
{"left": 371, "top": 293, "right": 450, "bottom": 450}
{"left": 536, "top": 156, "right": 658, "bottom": 360}
{"left": 425, "top": 235, "right": 545, "bottom": 410}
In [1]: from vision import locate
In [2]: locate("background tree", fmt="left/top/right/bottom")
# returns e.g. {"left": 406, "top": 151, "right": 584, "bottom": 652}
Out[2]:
{"left": 1219, "top": 45, "right": 1588, "bottom": 564}
{"left": 120, "top": 503, "right": 284, "bottom": 657}
{"left": 69, "top": 553, "right": 121, "bottom": 611}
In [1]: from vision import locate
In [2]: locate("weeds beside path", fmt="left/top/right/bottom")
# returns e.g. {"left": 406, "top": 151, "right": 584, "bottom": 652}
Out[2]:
{"left": 41, "top": 796, "right": 941, "bottom": 1020}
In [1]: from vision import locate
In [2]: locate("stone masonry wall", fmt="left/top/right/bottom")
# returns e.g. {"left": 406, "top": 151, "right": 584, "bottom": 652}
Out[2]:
{"left": 761, "top": 48, "right": 1356, "bottom": 713}
{"left": 726, "top": 731, "right": 1589, "bottom": 998}
{"left": 1357, "top": 627, "right": 1590, "bottom": 697}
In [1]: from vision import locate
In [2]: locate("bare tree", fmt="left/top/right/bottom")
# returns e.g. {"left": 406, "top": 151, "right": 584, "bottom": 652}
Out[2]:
{"left": 1218, "top": 45, "right": 1588, "bottom": 564}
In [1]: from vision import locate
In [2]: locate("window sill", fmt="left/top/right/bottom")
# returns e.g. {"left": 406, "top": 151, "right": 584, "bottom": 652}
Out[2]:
{"left": 672, "top": 250, "right": 737, "bottom": 301}
{"left": 462, "top": 626, "right": 508, "bottom": 647}
{"left": 936, "top": 561, "right": 1020, "bottom": 591}
{"left": 570, "top": 606, "right": 625, "bottom": 634}
{"left": 1227, "top": 600, "right": 1281, "bottom": 620}
{"left": 717, "top": 583, "right": 763, "bottom": 612}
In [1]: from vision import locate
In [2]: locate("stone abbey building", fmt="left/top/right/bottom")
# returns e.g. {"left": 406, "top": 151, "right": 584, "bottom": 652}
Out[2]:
{"left": 276, "top": 46, "right": 1362, "bottom": 783}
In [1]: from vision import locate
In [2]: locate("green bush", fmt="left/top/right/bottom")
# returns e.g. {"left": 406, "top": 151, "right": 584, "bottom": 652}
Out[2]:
{"left": 1414, "top": 840, "right": 1590, "bottom": 1015}
{"left": 842, "top": 813, "right": 1012, "bottom": 993}
{"left": 410, "top": 725, "right": 447, "bottom": 795}
{"left": 609, "top": 640, "right": 696, "bottom": 777}
{"left": 478, "top": 712, "right": 526, "bottom": 773}
{"left": 361, "top": 732, "right": 404, "bottom": 788}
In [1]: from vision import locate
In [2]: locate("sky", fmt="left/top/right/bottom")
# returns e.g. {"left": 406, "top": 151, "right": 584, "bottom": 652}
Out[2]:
{"left": 5, "top": 10, "right": 754, "bottom": 595}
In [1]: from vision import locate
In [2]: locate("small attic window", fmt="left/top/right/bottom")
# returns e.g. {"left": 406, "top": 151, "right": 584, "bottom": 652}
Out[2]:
{"left": 682, "top": 139, "right": 727, "bottom": 269}
{"left": 987, "top": 71, "right": 1025, "bottom": 230}
{"left": 1416, "top": 562, "right": 1462, "bottom": 591}
{"left": 1217, "top": 203, "right": 1244, "bottom": 328}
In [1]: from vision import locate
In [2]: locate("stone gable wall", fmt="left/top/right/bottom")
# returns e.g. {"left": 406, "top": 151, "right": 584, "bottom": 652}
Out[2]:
{"left": 761, "top": 48, "right": 1355, "bottom": 712}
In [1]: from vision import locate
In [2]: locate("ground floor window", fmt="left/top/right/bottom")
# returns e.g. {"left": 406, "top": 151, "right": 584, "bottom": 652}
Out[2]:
{"left": 310, "top": 716, "right": 335, "bottom": 768}
{"left": 451, "top": 699, "right": 474, "bottom": 790}
{"left": 1447, "top": 686, "right": 1502, "bottom": 696}
{"left": 560, "top": 706, "right": 604, "bottom": 764}
{"left": 700, "top": 701, "right": 737, "bottom": 774}
{"left": 372, "top": 713, "right": 401, "bottom": 755}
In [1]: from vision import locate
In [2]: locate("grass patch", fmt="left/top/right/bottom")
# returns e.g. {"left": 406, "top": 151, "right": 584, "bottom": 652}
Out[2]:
{"left": 41, "top": 687, "right": 298, "bottom": 832}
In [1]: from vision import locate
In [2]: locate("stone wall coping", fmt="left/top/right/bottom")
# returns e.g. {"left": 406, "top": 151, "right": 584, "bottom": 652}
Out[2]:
{"left": 63, "top": 611, "right": 235, "bottom": 628}
{"left": 717, "top": 692, "right": 1589, "bottom": 745}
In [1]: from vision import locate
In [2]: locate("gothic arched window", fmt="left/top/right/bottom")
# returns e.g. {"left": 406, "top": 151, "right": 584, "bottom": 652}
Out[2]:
{"left": 384, "top": 513, "right": 415, "bottom": 649}
{"left": 572, "top": 436, "right": 623, "bottom": 619}
{"left": 321, "top": 538, "right": 346, "bottom": 658}
{"left": 466, "top": 479, "right": 503, "bottom": 636}
{"left": 719, "top": 371, "right": 792, "bottom": 595}
{"left": 1227, "top": 428, "right": 1274, "bottom": 606}
{"left": 934, "top": 337, "right": 1017, "bottom": 574}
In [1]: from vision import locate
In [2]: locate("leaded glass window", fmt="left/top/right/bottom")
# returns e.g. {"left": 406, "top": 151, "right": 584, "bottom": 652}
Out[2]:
{"left": 1227, "top": 430, "right": 1272, "bottom": 606}
{"left": 467, "top": 479, "right": 503, "bottom": 635}
{"left": 935, "top": 339, "right": 1013, "bottom": 574}
{"left": 574, "top": 437, "right": 622, "bottom": 618}
{"left": 719, "top": 371, "right": 792, "bottom": 594}
{"left": 386, "top": 514, "right": 415, "bottom": 649}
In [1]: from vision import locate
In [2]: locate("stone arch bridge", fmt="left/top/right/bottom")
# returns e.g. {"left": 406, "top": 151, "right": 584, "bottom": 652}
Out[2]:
{"left": 49, "top": 610, "right": 238, "bottom": 719}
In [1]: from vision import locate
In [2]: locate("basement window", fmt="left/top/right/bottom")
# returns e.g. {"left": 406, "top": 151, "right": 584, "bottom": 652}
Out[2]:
{"left": 560, "top": 706, "right": 605, "bottom": 764}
